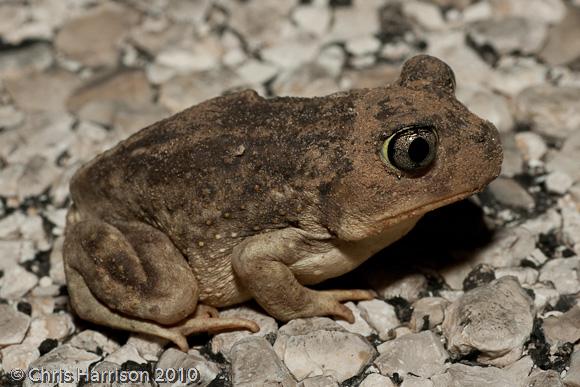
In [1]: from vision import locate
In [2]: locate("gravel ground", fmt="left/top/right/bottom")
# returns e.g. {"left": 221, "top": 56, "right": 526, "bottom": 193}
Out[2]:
{"left": 1, "top": 0, "right": 580, "bottom": 386}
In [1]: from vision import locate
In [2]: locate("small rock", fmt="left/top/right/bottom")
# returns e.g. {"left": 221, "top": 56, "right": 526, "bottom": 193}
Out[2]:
{"left": 0, "top": 4, "right": 28, "bottom": 40}
{"left": 379, "top": 41, "right": 415, "bottom": 62}
{"left": 350, "top": 53, "right": 376, "bottom": 68}
{"left": 327, "top": 1, "right": 381, "bottom": 42}
{"left": 67, "top": 70, "right": 154, "bottom": 127}
{"left": 402, "top": 0, "right": 446, "bottom": 30}
{"left": 542, "top": 305, "right": 580, "bottom": 346}
{"left": 3, "top": 156, "right": 63, "bottom": 202}
{"left": 489, "top": 56, "right": 547, "bottom": 96}
{"left": 274, "top": 318, "right": 376, "bottom": 383}
{"left": 157, "top": 348, "right": 220, "bottom": 387}
{"left": 28, "top": 297, "right": 55, "bottom": 318}
{"left": 515, "top": 132, "right": 548, "bottom": 162}
{"left": 0, "top": 240, "right": 35, "bottom": 271}
{"left": 43, "top": 207, "right": 67, "bottom": 233}
{"left": 505, "top": 356, "right": 534, "bottom": 382}
{"left": 211, "top": 306, "right": 277, "bottom": 359}
{"left": 48, "top": 237, "right": 66, "bottom": 285}
{"left": 462, "top": 1, "right": 493, "bottom": 22}
{"left": 442, "top": 276, "right": 534, "bottom": 366}
{"left": 1, "top": 112, "right": 74, "bottom": 165}
{"left": 236, "top": 60, "right": 278, "bottom": 86}
{"left": 539, "top": 6, "right": 580, "bottom": 66}
{"left": 300, "top": 375, "right": 338, "bottom": 387}
{"left": 126, "top": 335, "right": 166, "bottom": 362}
{"left": 401, "top": 375, "right": 435, "bottom": 387}
{"left": 530, "top": 284, "right": 560, "bottom": 311}
{"left": 0, "top": 42, "right": 53, "bottom": 80}
{"left": 431, "top": 363, "right": 519, "bottom": 387}
{"left": 23, "top": 344, "right": 101, "bottom": 387}
{"left": 465, "top": 226, "right": 537, "bottom": 268}
{"left": 456, "top": 86, "right": 514, "bottom": 133}
{"left": 336, "top": 302, "right": 375, "bottom": 336}
{"left": 66, "top": 121, "right": 112, "bottom": 164}
{"left": 539, "top": 257, "right": 580, "bottom": 294}
{"left": 19, "top": 213, "right": 49, "bottom": 250}
{"left": 467, "top": 17, "right": 546, "bottom": 55}
{"left": 292, "top": 5, "right": 331, "bottom": 36}
{"left": 359, "top": 373, "right": 396, "bottom": 387}
{"left": 487, "top": 177, "right": 535, "bottom": 210}
{"left": 393, "top": 326, "right": 414, "bottom": 339}
{"left": 4, "top": 69, "right": 81, "bottom": 114}
{"left": 0, "top": 105, "right": 24, "bottom": 129}
{"left": 546, "top": 147, "right": 580, "bottom": 186}
{"left": 104, "top": 343, "right": 148, "bottom": 366}
{"left": 499, "top": 136, "right": 526, "bottom": 181}
{"left": 346, "top": 36, "right": 381, "bottom": 57}
{"left": 571, "top": 183, "right": 580, "bottom": 206}
{"left": 25, "top": 313, "right": 75, "bottom": 347}
{"left": 463, "top": 264, "right": 496, "bottom": 291}
{"left": 226, "top": 0, "right": 295, "bottom": 50}
{"left": 438, "top": 260, "right": 476, "bottom": 291}
{"left": 68, "top": 329, "right": 121, "bottom": 356}
{"left": 165, "top": 0, "right": 210, "bottom": 24}
{"left": 31, "top": 283, "right": 59, "bottom": 298}
{"left": 495, "top": 267, "right": 539, "bottom": 286}
{"left": 525, "top": 370, "right": 564, "bottom": 387}
{"left": 0, "top": 343, "right": 39, "bottom": 372}
{"left": 0, "top": 304, "right": 31, "bottom": 346}
{"left": 316, "top": 45, "right": 346, "bottom": 77}
{"left": 357, "top": 299, "right": 400, "bottom": 340}
{"left": 54, "top": 2, "right": 139, "bottom": 68}
{"left": 231, "top": 336, "right": 297, "bottom": 387}
{"left": 272, "top": 63, "right": 340, "bottom": 98}
{"left": 410, "top": 297, "right": 449, "bottom": 332}
{"left": 438, "top": 290, "right": 465, "bottom": 303}
{"left": 0, "top": 265, "right": 38, "bottom": 300}
{"left": 427, "top": 31, "right": 492, "bottom": 87}
{"left": 261, "top": 38, "right": 319, "bottom": 70}
{"left": 520, "top": 209, "right": 562, "bottom": 237}
{"left": 145, "top": 62, "right": 177, "bottom": 85}
{"left": 489, "top": 0, "right": 566, "bottom": 24}
{"left": 370, "top": 272, "right": 428, "bottom": 303}
{"left": 159, "top": 68, "right": 243, "bottom": 113}
{"left": 433, "top": 0, "right": 474, "bottom": 9}
{"left": 545, "top": 171, "right": 573, "bottom": 195}
{"left": 156, "top": 38, "right": 221, "bottom": 74}
{"left": 563, "top": 350, "right": 580, "bottom": 386}
{"left": 516, "top": 85, "right": 580, "bottom": 139}
{"left": 375, "top": 331, "right": 448, "bottom": 378}
{"left": 130, "top": 19, "right": 192, "bottom": 58}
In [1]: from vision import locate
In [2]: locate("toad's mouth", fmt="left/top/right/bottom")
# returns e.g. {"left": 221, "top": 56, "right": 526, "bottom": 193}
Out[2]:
{"left": 378, "top": 187, "right": 483, "bottom": 229}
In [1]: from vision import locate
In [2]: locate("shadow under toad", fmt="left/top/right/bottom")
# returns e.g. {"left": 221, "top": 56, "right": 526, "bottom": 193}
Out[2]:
{"left": 317, "top": 197, "right": 497, "bottom": 296}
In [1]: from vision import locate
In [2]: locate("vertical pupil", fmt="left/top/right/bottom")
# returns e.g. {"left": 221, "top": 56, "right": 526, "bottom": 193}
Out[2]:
{"left": 408, "top": 137, "right": 430, "bottom": 163}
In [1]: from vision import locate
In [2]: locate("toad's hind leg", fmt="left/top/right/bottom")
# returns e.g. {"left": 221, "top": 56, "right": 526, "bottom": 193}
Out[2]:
{"left": 63, "top": 218, "right": 258, "bottom": 351}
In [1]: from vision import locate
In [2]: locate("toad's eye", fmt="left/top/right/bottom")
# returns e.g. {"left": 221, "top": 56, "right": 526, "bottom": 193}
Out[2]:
{"left": 381, "top": 126, "right": 438, "bottom": 172}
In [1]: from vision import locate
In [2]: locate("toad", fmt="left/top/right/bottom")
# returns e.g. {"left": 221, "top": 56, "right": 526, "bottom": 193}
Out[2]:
{"left": 63, "top": 55, "right": 502, "bottom": 350}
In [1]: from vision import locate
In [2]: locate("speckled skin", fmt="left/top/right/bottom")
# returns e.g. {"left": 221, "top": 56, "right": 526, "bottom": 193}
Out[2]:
{"left": 63, "top": 55, "right": 503, "bottom": 350}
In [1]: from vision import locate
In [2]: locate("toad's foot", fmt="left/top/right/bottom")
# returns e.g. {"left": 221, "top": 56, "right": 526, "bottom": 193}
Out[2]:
{"left": 313, "top": 289, "right": 376, "bottom": 323}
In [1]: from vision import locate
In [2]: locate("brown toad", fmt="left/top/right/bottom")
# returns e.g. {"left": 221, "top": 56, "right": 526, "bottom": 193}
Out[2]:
{"left": 63, "top": 55, "right": 502, "bottom": 350}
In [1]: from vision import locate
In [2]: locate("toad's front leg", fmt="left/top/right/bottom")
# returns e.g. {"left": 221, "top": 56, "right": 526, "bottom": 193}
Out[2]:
{"left": 231, "top": 228, "right": 374, "bottom": 323}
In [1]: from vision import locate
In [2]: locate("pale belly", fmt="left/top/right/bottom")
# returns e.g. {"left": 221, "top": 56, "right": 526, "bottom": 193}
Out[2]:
{"left": 289, "top": 216, "right": 422, "bottom": 285}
